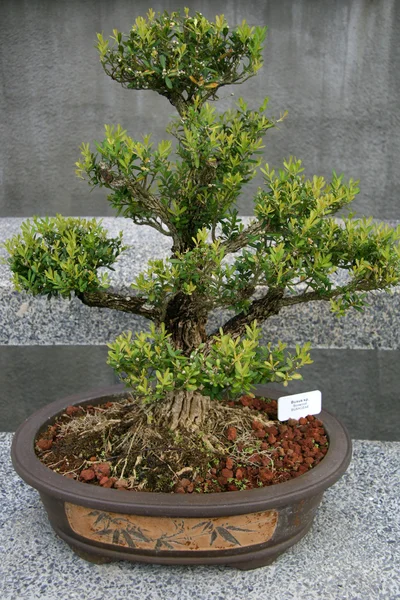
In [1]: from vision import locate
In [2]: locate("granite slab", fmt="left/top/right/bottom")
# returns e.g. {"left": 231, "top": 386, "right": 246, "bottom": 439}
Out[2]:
{"left": 0, "top": 433, "right": 399, "bottom": 600}
{"left": 1, "top": 217, "right": 400, "bottom": 349}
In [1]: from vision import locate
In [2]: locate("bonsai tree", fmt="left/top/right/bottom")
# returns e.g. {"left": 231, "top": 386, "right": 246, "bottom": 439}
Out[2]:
{"left": 4, "top": 10, "right": 400, "bottom": 455}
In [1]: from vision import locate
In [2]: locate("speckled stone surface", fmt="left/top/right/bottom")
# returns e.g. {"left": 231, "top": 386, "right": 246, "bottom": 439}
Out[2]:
{"left": 1, "top": 217, "right": 400, "bottom": 349}
{"left": 0, "top": 433, "right": 399, "bottom": 600}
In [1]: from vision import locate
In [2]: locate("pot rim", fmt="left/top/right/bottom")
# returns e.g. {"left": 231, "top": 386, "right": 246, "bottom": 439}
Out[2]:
{"left": 11, "top": 384, "right": 352, "bottom": 517}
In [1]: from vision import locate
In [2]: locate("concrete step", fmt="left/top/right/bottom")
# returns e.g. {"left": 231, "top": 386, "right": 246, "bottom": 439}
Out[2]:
{"left": 1, "top": 433, "right": 399, "bottom": 599}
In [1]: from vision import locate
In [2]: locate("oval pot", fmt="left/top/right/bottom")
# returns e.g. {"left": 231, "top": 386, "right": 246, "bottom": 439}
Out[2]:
{"left": 11, "top": 384, "right": 352, "bottom": 570}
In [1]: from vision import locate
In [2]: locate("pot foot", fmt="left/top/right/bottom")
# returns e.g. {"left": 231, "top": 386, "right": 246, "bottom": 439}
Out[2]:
{"left": 69, "top": 544, "right": 113, "bottom": 564}
{"left": 228, "top": 551, "right": 282, "bottom": 570}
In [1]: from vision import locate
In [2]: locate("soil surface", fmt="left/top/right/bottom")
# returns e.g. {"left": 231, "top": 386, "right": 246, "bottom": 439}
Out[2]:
{"left": 35, "top": 394, "right": 329, "bottom": 493}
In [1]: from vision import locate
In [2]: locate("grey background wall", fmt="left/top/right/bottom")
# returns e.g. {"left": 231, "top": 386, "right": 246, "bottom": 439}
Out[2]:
{"left": 0, "top": 0, "right": 399, "bottom": 218}
{"left": 0, "top": 0, "right": 399, "bottom": 438}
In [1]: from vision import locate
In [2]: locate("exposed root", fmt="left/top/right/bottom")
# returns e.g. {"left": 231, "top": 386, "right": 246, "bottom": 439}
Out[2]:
{"left": 43, "top": 392, "right": 281, "bottom": 492}
{"left": 159, "top": 390, "right": 211, "bottom": 431}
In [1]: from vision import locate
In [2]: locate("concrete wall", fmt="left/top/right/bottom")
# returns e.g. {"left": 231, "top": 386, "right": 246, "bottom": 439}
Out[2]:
{"left": 0, "top": 0, "right": 399, "bottom": 218}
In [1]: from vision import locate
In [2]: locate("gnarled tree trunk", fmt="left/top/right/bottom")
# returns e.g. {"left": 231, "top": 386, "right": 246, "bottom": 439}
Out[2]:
{"left": 158, "top": 390, "right": 211, "bottom": 431}
{"left": 159, "top": 291, "right": 210, "bottom": 430}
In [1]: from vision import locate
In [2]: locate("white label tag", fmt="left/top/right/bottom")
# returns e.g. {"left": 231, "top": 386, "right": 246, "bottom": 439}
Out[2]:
{"left": 278, "top": 390, "right": 322, "bottom": 421}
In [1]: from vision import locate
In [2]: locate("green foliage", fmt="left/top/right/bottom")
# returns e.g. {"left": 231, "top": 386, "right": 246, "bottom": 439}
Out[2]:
{"left": 246, "top": 158, "right": 400, "bottom": 308}
{"left": 107, "top": 321, "right": 312, "bottom": 403}
{"left": 75, "top": 98, "right": 277, "bottom": 246}
{"left": 132, "top": 228, "right": 256, "bottom": 313}
{"left": 96, "top": 9, "right": 266, "bottom": 106}
{"left": 3, "top": 216, "right": 125, "bottom": 298}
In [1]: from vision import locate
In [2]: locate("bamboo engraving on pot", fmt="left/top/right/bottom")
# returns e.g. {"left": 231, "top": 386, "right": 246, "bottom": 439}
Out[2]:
{"left": 65, "top": 503, "right": 278, "bottom": 551}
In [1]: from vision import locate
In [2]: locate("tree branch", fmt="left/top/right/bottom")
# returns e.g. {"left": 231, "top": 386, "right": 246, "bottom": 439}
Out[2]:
{"left": 207, "top": 277, "right": 382, "bottom": 346}
{"left": 279, "top": 279, "right": 377, "bottom": 308}
{"left": 76, "top": 290, "right": 158, "bottom": 320}
{"left": 220, "top": 220, "right": 267, "bottom": 254}
{"left": 207, "top": 287, "right": 284, "bottom": 344}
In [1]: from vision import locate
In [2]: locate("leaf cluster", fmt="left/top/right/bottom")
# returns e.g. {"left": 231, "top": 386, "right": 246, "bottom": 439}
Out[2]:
{"left": 96, "top": 8, "right": 266, "bottom": 109}
{"left": 75, "top": 98, "right": 277, "bottom": 248}
{"left": 2, "top": 216, "right": 125, "bottom": 298}
{"left": 107, "top": 322, "right": 312, "bottom": 403}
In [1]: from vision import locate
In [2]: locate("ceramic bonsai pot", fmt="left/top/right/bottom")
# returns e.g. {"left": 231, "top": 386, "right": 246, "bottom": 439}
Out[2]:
{"left": 11, "top": 384, "right": 352, "bottom": 570}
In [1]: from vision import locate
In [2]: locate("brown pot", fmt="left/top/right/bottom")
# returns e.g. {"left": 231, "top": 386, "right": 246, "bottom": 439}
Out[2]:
{"left": 11, "top": 384, "right": 351, "bottom": 570}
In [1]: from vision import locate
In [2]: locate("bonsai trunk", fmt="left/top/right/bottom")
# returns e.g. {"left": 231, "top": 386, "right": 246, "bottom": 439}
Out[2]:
{"left": 160, "top": 390, "right": 210, "bottom": 431}
{"left": 158, "top": 292, "right": 210, "bottom": 431}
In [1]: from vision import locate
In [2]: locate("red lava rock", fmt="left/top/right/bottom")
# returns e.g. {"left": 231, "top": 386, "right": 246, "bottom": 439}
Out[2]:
{"left": 267, "top": 434, "right": 276, "bottom": 444}
{"left": 180, "top": 478, "right": 192, "bottom": 489}
{"left": 99, "top": 476, "right": 109, "bottom": 486}
{"left": 227, "top": 484, "right": 239, "bottom": 492}
{"left": 226, "top": 426, "right": 237, "bottom": 441}
{"left": 80, "top": 468, "right": 96, "bottom": 481}
{"left": 186, "top": 483, "right": 194, "bottom": 493}
{"left": 261, "top": 455, "right": 272, "bottom": 467}
{"left": 64, "top": 473, "right": 76, "bottom": 480}
{"left": 240, "top": 395, "right": 253, "bottom": 407}
{"left": 175, "top": 487, "right": 185, "bottom": 494}
{"left": 298, "top": 464, "right": 309, "bottom": 473}
{"left": 259, "top": 468, "right": 274, "bottom": 482}
{"left": 225, "top": 457, "right": 234, "bottom": 470}
{"left": 255, "top": 429, "right": 266, "bottom": 439}
{"left": 103, "top": 402, "right": 114, "bottom": 409}
{"left": 307, "top": 415, "right": 315, "bottom": 422}
{"left": 36, "top": 438, "right": 53, "bottom": 451}
{"left": 210, "top": 467, "right": 217, "bottom": 475}
{"left": 252, "top": 420, "right": 264, "bottom": 431}
{"left": 89, "top": 456, "right": 97, "bottom": 462}
{"left": 94, "top": 462, "right": 111, "bottom": 480}
{"left": 287, "top": 418, "right": 298, "bottom": 427}
{"left": 235, "top": 468, "right": 244, "bottom": 480}
{"left": 103, "top": 478, "right": 116, "bottom": 488}
{"left": 265, "top": 425, "right": 278, "bottom": 436}
{"left": 305, "top": 457, "right": 314, "bottom": 465}
{"left": 221, "top": 468, "right": 233, "bottom": 479}
{"left": 217, "top": 476, "right": 228, "bottom": 486}
{"left": 248, "top": 454, "right": 260, "bottom": 464}
{"left": 252, "top": 398, "right": 263, "bottom": 410}
{"left": 66, "top": 406, "right": 79, "bottom": 416}
{"left": 298, "top": 417, "right": 307, "bottom": 425}
{"left": 261, "top": 442, "right": 269, "bottom": 451}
